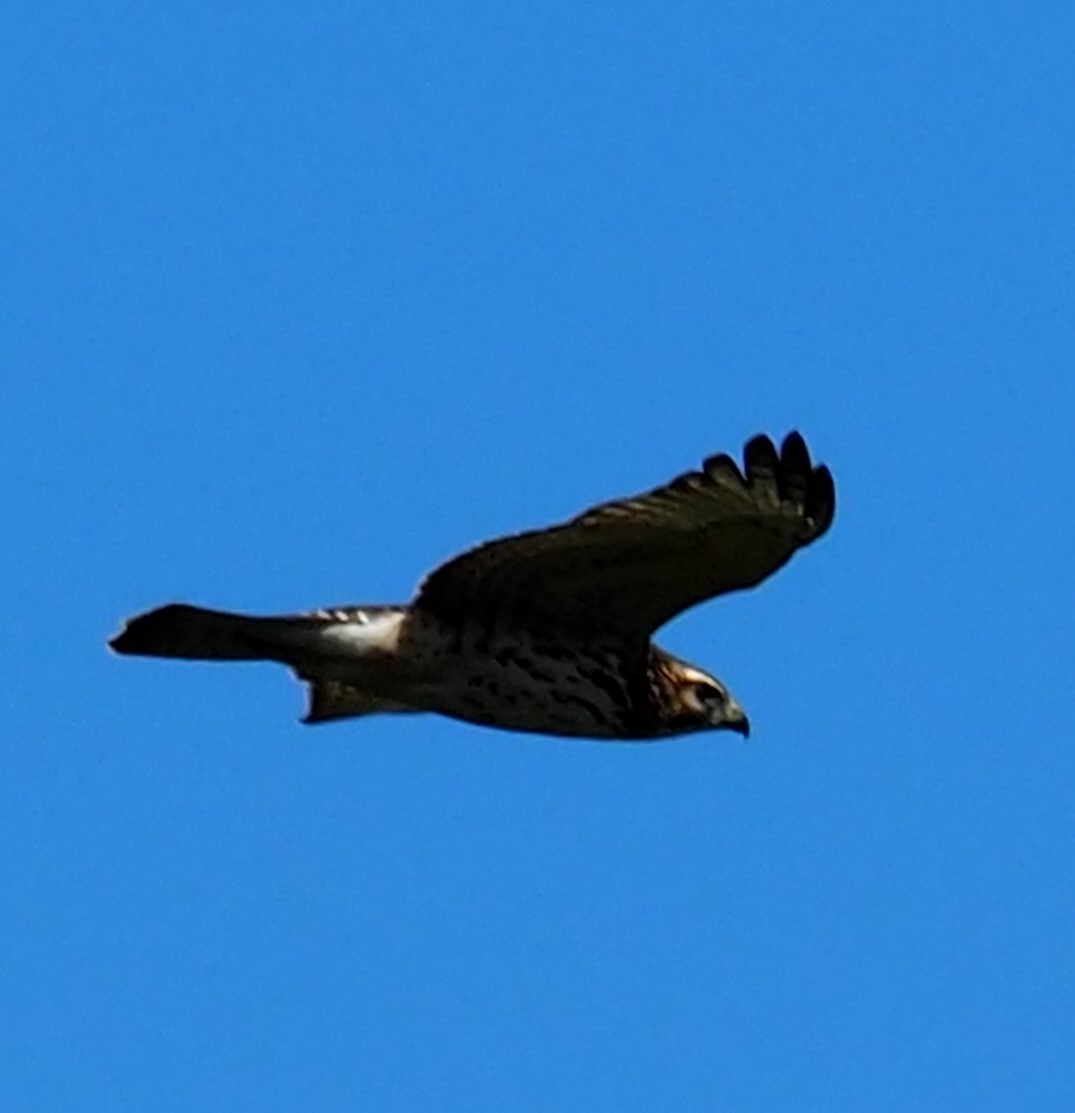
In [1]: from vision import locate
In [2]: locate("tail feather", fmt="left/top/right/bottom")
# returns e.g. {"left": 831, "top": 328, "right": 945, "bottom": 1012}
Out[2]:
{"left": 110, "top": 604, "right": 321, "bottom": 662}
{"left": 111, "top": 602, "right": 417, "bottom": 727}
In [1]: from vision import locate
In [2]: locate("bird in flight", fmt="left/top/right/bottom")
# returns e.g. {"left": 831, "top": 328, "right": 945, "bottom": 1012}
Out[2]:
{"left": 111, "top": 432, "right": 834, "bottom": 741}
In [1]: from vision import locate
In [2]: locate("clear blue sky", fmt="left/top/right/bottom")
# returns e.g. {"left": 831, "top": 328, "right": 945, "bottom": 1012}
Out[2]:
{"left": 5, "top": 2, "right": 1073, "bottom": 1110}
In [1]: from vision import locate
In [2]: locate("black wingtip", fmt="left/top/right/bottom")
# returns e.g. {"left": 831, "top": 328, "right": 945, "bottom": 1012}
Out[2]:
{"left": 776, "top": 431, "right": 811, "bottom": 503}
{"left": 806, "top": 464, "right": 836, "bottom": 536}
{"left": 779, "top": 431, "right": 810, "bottom": 473}
{"left": 742, "top": 430, "right": 835, "bottom": 538}
{"left": 743, "top": 434, "right": 779, "bottom": 479}
{"left": 702, "top": 451, "right": 746, "bottom": 487}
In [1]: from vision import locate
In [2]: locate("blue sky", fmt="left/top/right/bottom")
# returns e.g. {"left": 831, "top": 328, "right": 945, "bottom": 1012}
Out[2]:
{"left": 5, "top": 2, "right": 1073, "bottom": 1109}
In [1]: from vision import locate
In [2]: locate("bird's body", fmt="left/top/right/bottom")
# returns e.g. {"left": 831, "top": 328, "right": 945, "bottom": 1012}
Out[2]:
{"left": 111, "top": 432, "right": 834, "bottom": 741}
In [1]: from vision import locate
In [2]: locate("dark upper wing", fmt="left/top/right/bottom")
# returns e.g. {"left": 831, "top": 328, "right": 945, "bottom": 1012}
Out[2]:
{"left": 414, "top": 432, "right": 835, "bottom": 641}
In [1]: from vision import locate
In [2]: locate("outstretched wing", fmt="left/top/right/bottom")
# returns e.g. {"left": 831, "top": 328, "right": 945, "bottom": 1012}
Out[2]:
{"left": 415, "top": 432, "right": 834, "bottom": 641}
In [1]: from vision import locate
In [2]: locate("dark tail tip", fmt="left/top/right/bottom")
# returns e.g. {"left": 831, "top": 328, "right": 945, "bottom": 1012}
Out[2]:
{"left": 109, "top": 603, "right": 239, "bottom": 659}
{"left": 110, "top": 604, "right": 186, "bottom": 656}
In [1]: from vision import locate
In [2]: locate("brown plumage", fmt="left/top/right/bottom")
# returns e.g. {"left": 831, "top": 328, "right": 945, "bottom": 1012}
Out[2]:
{"left": 111, "top": 432, "right": 834, "bottom": 740}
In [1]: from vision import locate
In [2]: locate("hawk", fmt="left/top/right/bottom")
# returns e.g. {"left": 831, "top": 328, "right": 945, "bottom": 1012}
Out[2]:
{"left": 110, "top": 432, "right": 834, "bottom": 740}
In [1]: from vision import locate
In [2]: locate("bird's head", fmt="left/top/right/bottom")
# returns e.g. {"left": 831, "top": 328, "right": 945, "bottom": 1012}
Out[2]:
{"left": 651, "top": 652, "right": 750, "bottom": 738}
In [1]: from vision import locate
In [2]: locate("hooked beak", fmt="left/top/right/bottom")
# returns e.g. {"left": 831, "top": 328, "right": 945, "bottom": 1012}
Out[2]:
{"left": 723, "top": 702, "right": 751, "bottom": 738}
